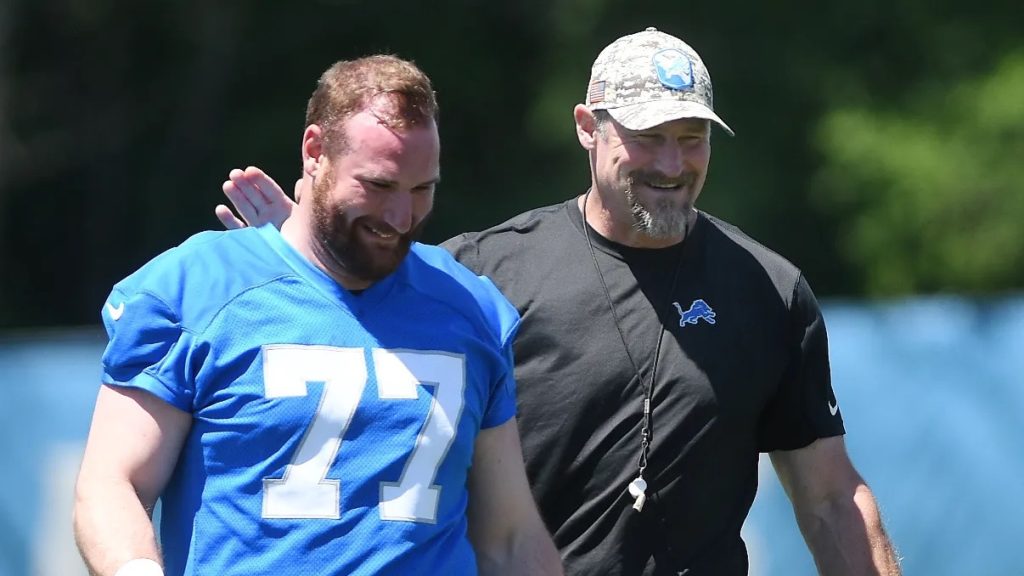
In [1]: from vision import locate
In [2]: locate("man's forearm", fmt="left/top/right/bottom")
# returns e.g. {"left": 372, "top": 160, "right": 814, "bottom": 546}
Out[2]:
{"left": 802, "top": 484, "right": 901, "bottom": 576}
{"left": 74, "top": 477, "right": 163, "bottom": 576}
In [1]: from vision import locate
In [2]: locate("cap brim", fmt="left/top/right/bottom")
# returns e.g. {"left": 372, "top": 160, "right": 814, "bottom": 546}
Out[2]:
{"left": 606, "top": 100, "right": 734, "bottom": 136}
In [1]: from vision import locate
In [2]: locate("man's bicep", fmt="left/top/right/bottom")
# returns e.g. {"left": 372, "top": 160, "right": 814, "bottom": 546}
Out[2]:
{"left": 79, "top": 384, "right": 192, "bottom": 508}
{"left": 467, "top": 418, "right": 536, "bottom": 539}
{"left": 770, "top": 435, "right": 862, "bottom": 508}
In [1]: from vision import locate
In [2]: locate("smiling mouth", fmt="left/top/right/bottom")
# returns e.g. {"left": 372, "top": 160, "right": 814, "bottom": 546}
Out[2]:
{"left": 363, "top": 222, "right": 399, "bottom": 241}
{"left": 639, "top": 181, "right": 685, "bottom": 192}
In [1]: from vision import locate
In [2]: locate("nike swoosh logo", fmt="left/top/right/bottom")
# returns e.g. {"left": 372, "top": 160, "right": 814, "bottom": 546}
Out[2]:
{"left": 828, "top": 401, "right": 839, "bottom": 416}
{"left": 106, "top": 301, "right": 125, "bottom": 321}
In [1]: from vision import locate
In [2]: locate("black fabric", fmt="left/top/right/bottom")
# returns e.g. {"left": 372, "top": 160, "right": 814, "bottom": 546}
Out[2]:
{"left": 442, "top": 198, "right": 844, "bottom": 576}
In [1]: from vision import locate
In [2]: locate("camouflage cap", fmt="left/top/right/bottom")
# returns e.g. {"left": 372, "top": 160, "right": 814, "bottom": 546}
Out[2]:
{"left": 586, "top": 27, "right": 733, "bottom": 136}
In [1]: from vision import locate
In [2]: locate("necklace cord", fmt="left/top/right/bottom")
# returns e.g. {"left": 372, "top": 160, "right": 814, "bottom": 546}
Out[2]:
{"left": 580, "top": 190, "right": 687, "bottom": 482}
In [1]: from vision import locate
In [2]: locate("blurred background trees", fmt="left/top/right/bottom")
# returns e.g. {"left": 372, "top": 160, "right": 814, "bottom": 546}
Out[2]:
{"left": 1, "top": 0, "right": 1021, "bottom": 328}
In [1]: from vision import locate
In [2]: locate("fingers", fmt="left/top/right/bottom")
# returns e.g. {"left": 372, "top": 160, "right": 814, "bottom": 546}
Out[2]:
{"left": 235, "top": 166, "right": 273, "bottom": 205}
{"left": 219, "top": 166, "right": 296, "bottom": 229}
{"left": 214, "top": 204, "right": 245, "bottom": 230}
{"left": 293, "top": 179, "right": 303, "bottom": 203}
{"left": 242, "top": 166, "right": 287, "bottom": 205}
{"left": 223, "top": 168, "right": 266, "bottom": 226}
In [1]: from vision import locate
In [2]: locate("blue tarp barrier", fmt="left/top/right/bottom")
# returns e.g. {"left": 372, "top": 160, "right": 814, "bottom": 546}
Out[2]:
{"left": 2, "top": 296, "right": 1022, "bottom": 575}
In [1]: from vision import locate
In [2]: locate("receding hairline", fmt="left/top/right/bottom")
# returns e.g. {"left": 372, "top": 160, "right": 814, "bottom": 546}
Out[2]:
{"left": 305, "top": 55, "right": 440, "bottom": 155}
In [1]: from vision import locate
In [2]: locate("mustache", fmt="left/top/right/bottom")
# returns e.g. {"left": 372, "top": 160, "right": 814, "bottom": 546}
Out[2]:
{"left": 629, "top": 171, "right": 697, "bottom": 188}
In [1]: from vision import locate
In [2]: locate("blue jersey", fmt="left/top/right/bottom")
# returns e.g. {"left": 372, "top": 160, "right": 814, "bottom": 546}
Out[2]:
{"left": 100, "top": 224, "right": 519, "bottom": 576}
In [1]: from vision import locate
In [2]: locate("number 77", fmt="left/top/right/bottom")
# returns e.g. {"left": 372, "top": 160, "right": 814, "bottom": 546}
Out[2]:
{"left": 260, "top": 345, "right": 466, "bottom": 523}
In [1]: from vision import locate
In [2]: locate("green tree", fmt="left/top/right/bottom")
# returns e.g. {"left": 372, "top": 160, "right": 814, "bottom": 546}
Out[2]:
{"left": 814, "top": 51, "right": 1024, "bottom": 295}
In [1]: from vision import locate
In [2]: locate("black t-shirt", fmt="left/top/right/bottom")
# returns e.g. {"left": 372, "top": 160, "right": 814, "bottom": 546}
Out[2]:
{"left": 442, "top": 198, "right": 844, "bottom": 576}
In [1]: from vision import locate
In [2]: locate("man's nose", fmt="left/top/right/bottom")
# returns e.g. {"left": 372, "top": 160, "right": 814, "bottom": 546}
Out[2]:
{"left": 654, "top": 142, "right": 686, "bottom": 178}
{"left": 381, "top": 193, "right": 413, "bottom": 234}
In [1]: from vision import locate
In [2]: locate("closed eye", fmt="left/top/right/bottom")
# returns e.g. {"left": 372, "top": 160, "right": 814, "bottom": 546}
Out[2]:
{"left": 413, "top": 177, "right": 441, "bottom": 194}
{"left": 361, "top": 179, "right": 394, "bottom": 191}
{"left": 633, "top": 134, "right": 664, "bottom": 144}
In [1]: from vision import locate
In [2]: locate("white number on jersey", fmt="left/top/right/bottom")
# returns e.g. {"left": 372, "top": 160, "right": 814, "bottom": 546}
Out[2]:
{"left": 260, "top": 345, "right": 466, "bottom": 523}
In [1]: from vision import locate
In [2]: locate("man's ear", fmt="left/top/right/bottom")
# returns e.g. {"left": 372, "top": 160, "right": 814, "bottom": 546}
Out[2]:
{"left": 574, "top": 104, "right": 598, "bottom": 151}
{"left": 301, "top": 124, "right": 325, "bottom": 177}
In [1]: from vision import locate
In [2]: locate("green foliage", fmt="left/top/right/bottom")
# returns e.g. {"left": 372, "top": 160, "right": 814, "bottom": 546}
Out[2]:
{"left": 814, "top": 52, "right": 1024, "bottom": 296}
{"left": 1, "top": 0, "right": 1022, "bottom": 327}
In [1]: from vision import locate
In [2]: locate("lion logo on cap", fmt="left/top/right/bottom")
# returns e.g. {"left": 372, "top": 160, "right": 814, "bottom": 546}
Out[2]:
{"left": 653, "top": 49, "right": 694, "bottom": 90}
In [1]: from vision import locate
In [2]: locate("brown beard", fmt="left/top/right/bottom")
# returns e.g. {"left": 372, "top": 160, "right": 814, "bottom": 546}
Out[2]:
{"left": 310, "top": 172, "right": 429, "bottom": 285}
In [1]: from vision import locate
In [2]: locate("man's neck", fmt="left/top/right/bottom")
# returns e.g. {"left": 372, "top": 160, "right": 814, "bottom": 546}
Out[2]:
{"left": 280, "top": 213, "right": 371, "bottom": 291}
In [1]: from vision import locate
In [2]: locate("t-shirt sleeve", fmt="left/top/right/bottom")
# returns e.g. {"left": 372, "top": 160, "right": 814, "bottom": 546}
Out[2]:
{"left": 440, "top": 233, "right": 482, "bottom": 275}
{"left": 476, "top": 275, "right": 520, "bottom": 430}
{"left": 757, "top": 274, "right": 845, "bottom": 451}
{"left": 479, "top": 333, "right": 518, "bottom": 429}
{"left": 100, "top": 286, "right": 196, "bottom": 412}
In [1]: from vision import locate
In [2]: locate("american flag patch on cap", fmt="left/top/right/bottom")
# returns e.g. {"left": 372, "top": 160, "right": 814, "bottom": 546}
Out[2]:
{"left": 588, "top": 80, "right": 606, "bottom": 104}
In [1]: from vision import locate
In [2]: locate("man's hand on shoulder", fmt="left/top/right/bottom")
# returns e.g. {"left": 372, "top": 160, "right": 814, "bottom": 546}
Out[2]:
{"left": 215, "top": 166, "right": 298, "bottom": 230}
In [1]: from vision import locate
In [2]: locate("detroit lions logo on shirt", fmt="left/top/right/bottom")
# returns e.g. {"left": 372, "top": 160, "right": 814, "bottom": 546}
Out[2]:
{"left": 673, "top": 299, "right": 716, "bottom": 326}
{"left": 653, "top": 49, "right": 694, "bottom": 90}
